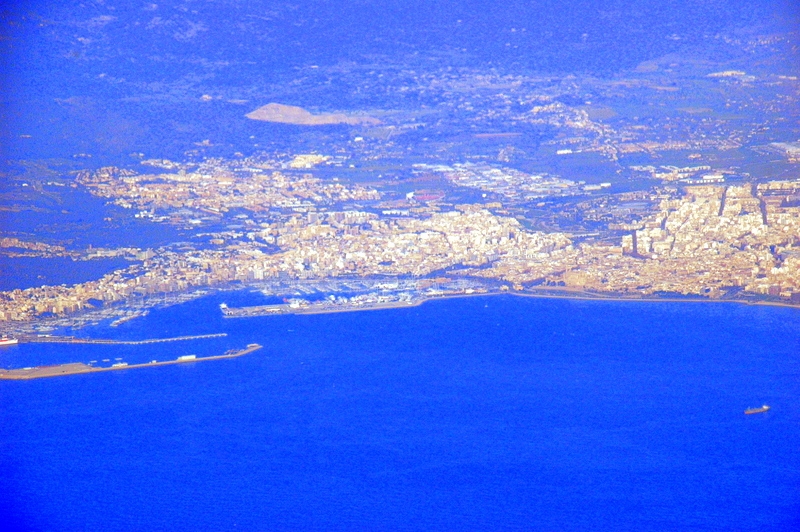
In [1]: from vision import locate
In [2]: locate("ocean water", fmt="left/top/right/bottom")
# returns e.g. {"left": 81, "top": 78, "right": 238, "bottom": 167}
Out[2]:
{"left": 1, "top": 294, "right": 799, "bottom": 531}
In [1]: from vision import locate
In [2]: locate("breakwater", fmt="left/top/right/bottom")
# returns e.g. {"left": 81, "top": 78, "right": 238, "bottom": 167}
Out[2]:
{"left": 0, "top": 343, "right": 262, "bottom": 380}
{"left": 21, "top": 333, "right": 227, "bottom": 345}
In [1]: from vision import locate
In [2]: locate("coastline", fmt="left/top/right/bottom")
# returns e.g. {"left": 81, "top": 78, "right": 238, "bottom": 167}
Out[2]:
{"left": 505, "top": 287, "right": 800, "bottom": 310}
{"left": 1, "top": 289, "right": 796, "bottom": 379}
{"left": 2, "top": 281, "right": 797, "bottom": 338}
{"left": 222, "top": 287, "right": 800, "bottom": 319}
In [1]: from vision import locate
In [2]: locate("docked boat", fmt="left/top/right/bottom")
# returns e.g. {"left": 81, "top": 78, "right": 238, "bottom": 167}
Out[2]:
{"left": 744, "top": 405, "right": 770, "bottom": 415}
{"left": 0, "top": 336, "right": 19, "bottom": 346}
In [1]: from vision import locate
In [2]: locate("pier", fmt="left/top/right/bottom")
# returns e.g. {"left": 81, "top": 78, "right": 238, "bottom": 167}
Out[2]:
{"left": 221, "top": 299, "right": 422, "bottom": 318}
{"left": 20, "top": 333, "right": 227, "bottom": 345}
{"left": 0, "top": 343, "right": 262, "bottom": 380}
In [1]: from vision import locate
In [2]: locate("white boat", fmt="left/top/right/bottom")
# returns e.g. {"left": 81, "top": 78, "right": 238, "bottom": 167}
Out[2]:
{"left": 0, "top": 337, "right": 19, "bottom": 346}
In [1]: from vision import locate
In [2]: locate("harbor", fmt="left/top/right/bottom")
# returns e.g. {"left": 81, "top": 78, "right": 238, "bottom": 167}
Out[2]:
{"left": 219, "top": 283, "right": 800, "bottom": 321}
{"left": 0, "top": 343, "right": 262, "bottom": 380}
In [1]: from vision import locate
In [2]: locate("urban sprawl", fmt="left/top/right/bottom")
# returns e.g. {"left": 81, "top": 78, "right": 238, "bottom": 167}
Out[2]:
{"left": 2, "top": 56, "right": 799, "bottom": 332}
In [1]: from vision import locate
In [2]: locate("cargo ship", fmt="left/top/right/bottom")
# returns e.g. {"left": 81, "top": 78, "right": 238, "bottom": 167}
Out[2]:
{"left": 0, "top": 337, "right": 19, "bottom": 346}
{"left": 744, "top": 405, "right": 770, "bottom": 415}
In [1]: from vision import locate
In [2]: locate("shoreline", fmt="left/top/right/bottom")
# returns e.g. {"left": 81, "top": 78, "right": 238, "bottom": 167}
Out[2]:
{"left": 1, "top": 290, "right": 795, "bottom": 378}
{"left": 222, "top": 288, "right": 800, "bottom": 319}
{"left": 3, "top": 283, "right": 797, "bottom": 336}
{"left": 505, "top": 288, "right": 800, "bottom": 309}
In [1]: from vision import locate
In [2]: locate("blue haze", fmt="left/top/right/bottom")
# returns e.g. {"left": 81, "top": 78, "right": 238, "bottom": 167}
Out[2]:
{"left": 2, "top": 1, "right": 800, "bottom": 529}
{"left": 2, "top": 295, "right": 799, "bottom": 531}
{"left": 2, "top": 0, "right": 799, "bottom": 162}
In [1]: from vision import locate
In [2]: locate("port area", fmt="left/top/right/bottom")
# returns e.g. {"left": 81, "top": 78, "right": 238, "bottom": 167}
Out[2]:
{"left": 0, "top": 344, "right": 262, "bottom": 380}
{"left": 18, "top": 333, "right": 227, "bottom": 345}
{"left": 221, "top": 298, "right": 421, "bottom": 318}
{"left": 220, "top": 281, "right": 800, "bottom": 319}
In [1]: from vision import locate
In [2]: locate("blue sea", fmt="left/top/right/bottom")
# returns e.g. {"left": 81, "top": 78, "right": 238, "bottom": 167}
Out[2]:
{"left": 1, "top": 293, "right": 799, "bottom": 531}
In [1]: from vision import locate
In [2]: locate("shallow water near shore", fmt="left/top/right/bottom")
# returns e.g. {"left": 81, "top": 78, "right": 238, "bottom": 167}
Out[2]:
{"left": 1, "top": 294, "right": 799, "bottom": 531}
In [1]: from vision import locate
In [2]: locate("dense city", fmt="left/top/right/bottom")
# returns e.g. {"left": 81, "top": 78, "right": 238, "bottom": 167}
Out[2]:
{"left": 1, "top": 37, "right": 799, "bottom": 332}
